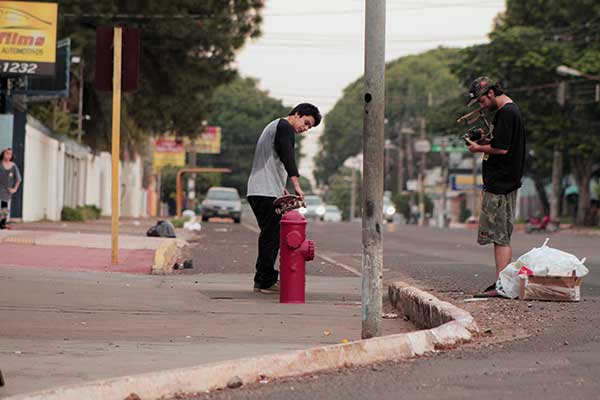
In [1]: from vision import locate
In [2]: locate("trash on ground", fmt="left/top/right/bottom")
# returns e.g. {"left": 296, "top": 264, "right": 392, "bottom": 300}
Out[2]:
{"left": 382, "top": 312, "right": 399, "bottom": 319}
{"left": 184, "top": 215, "right": 202, "bottom": 232}
{"left": 182, "top": 210, "right": 196, "bottom": 218}
{"left": 146, "top": 220, "right": 176, "bottom": 238}
{"left": 496, "top": 238, "right": 588, "bottom": 301}
{"left": 227, "top": 376, "right": 243, "bottom": 389}
{"left": 463, "top": 297, "right": 490, "bottom": 302}
{"left": 323, "top": 330, "right": 332, "bottom": 336}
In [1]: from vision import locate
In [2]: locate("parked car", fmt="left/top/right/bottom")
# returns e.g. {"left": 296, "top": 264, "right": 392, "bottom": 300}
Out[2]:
{"left": 299, "top": 195, "right": 326, "bottom": 221}
{"left": 323, "top": 205, "right": 342, "bottom": 222}
{"left": 201, "top": 187, "right": 242, "bottom": 223}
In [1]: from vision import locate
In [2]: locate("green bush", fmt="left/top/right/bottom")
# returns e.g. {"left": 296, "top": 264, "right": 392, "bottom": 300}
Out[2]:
{"left": 61, "top": 206, "right": 84, "bottom": 221}
{"left": 170, "top": 216, "right": 191, "bottom": 228}
{"left": 78, "top": 205, "right": 101, "bottom": 220}
{"left": 61, "top": 205, "right": 102, "bottom": 221}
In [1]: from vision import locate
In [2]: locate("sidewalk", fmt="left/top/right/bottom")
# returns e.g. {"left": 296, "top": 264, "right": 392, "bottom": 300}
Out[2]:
{"left": 0, "top": 222, "right": 413, "bottom": 397}
{"left": 0, "top": 267, "right": 411, "bottom": 397}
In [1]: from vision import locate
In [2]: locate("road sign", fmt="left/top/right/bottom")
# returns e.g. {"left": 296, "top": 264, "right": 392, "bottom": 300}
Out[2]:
{"left": 413, "top": 139, "right": 431, "bottom": 153}
{"left": 0, "top": 1, "right": 58, "bottom": 76}
{"left": 95, "top": 26, "right": 140, "bottom": 92}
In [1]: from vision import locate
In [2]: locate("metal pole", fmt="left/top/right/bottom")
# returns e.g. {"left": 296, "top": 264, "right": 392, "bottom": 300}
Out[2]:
{"left": 77, "top": 59, "right": 84, "bottom": 143}
{"left": 362, "top": 0, "right": 385, "bottom": 339}
{"left": 350, "top": 167, "right": 356, "bottom": 221}
{"left": 111, "top": 27, "right": 122, "bottom": 265}
{"left": 441, "top": 139, "right": 449, "bottom": 228}
{"left": 418, "top": 117, "right": 426, "bottom": 226}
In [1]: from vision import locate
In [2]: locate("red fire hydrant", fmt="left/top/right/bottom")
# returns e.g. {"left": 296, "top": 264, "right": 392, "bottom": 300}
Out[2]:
{"left": 279, "top": 210, "right": 315, "bottom": 303}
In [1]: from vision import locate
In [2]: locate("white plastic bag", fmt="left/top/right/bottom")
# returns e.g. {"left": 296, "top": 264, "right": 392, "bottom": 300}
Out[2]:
{"left": 515, "top": 238, "right": 588, "bottom": 277}
{"left": 495, "top": 238, "right": 588, "bottom": 299}
{"left": 496, "top": 262, "right": 521, "bottom": 299}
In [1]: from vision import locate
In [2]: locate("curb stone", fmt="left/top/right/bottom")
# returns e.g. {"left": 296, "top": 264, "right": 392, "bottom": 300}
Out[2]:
{"left": 5, "top": 281, "right": 477, "bottom": 400}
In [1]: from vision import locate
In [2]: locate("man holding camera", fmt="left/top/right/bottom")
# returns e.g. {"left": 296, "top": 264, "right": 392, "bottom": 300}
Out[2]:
{"left": 464, "top": 77, "right": 526, "bottom": 297}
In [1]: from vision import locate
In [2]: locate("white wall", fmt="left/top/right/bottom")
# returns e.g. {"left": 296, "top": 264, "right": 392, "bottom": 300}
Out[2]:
{"left": 23, "top": 121, "right": 60, "bottom": 221}
{"left": 22, "top": 116, "right": 148, "bottom": 222}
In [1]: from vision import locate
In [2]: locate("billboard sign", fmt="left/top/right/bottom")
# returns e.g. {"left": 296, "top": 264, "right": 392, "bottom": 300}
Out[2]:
{"left": 450, "top": 174, "right": 483, "bottom": 191}
{"left": 153, "top": 136, "right": 185, "bottom": 173}
{"left": 194, "top": 126, "right": 221, "bottom": 154}
{"left": 0, "top": 1, "right": 58, "bottom": 76}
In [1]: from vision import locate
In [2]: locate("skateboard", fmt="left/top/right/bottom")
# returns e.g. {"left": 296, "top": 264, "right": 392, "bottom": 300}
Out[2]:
{"left": 273, "top": 194, "right": 305, "bottom": 215}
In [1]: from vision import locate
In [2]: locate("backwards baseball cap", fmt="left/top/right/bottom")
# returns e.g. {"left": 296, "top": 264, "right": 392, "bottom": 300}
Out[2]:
{"left": 467, "top": 76, "right": 496, "bottom": 107}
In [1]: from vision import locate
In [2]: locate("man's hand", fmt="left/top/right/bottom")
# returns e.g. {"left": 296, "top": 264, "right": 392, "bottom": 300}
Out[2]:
{"left": 8, "top": 188, "right": 16, "bottom": 194}
{"left": 294, "top": 186, "right": 304, "bottom": 201}
{"left": 465, "top": 137, "right": 481, "bottom": 153}
{"left": 283, "top": 189, "right": 290, "bottom": 196}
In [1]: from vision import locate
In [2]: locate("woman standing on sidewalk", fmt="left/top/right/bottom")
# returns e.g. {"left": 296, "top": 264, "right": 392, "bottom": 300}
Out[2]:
{"left": 0, "top": 148, "right": 21, "bottom": 229}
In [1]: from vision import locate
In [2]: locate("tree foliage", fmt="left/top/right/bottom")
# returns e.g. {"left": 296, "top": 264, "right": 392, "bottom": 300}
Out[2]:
{"left": 33, "top": 0, "right": 265, "bottom": 153}
{"left": 200, "top": 77, "right": 289, "bottom": 196}
{"left": 314, "top": 47, "right": 462, "bottom": 186}
{"left": 453, "top": 0, "right": 600, "bottom": 225}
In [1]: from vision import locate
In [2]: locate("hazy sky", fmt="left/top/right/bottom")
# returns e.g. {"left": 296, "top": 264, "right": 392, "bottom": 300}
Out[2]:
{"left": 235, "top": 1, "right": 507, "bottom": 185}
{"left": 236, "top": 0, "right": 506, "bottom": 114}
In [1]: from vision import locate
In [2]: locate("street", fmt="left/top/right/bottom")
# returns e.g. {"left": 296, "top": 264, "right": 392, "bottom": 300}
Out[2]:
{"left": 1, "top": 213, "right": 599, "bottom": 399}
{"left": 184, "top": 213, "right": 600, "bottom": 400}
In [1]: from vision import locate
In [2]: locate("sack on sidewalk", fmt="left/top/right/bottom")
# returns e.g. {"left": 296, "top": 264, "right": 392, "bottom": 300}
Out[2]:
{"left": 147, "top": 220, "right": 176, "bottom": 238}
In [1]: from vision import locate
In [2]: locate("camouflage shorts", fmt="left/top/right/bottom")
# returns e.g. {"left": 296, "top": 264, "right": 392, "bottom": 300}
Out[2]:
{"left": 478, "top": 190, "right": 517, "bottom": 246}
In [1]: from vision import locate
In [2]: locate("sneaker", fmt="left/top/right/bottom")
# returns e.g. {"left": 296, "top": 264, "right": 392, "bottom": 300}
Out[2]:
{"left": 253, "top": 281, "right": 280, "bottom": 294}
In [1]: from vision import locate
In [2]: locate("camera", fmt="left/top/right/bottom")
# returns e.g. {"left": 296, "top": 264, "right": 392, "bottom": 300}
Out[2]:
{"left": 463, "top": 127, "right": 487, "bottom": 145}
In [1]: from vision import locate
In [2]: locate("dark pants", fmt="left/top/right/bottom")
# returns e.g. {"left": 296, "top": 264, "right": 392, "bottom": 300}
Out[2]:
{"left": 248, "top": 196, "right": 281, "bottom": 289}
{"left": 0, "top": 200, "right": 8, "bottom": 229}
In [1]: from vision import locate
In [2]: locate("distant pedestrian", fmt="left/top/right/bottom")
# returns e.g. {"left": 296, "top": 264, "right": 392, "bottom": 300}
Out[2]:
{"left": 0, "top": 148, "right": 22, "bottom": 229}
{"left": 247, "top": 103, "right": 321, "bottom": 293}
{"left": 464, "top": 77, "right": 526, "bottom": 298}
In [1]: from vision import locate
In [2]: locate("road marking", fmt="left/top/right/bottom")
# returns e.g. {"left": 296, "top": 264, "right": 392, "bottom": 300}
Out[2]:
{"left": 242, "top": 222, "right": 259, "bottom": 234}
{"left": 317, "top": 253, "right": 362, "bottom": 277}
{"left": 242, "top": 221, "right": 362, "bottom": 277}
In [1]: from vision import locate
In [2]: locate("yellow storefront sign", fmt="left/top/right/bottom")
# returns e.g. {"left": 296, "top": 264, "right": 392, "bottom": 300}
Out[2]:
{"left": 195, "top": 126, "right": 221, "bottom": 154}
{"left": 153, "top": 136, "right": 186, "bottom": 173}
{"left": 0, "top": 1, "right": 58, "bottom": 75}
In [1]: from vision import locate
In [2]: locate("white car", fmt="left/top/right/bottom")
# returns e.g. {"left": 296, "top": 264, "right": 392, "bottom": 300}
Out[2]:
{"left": 299, "top": 195, "right": 326, "bottom": 221}
{"left": 323, "top": 205, "right": 342, "bottom": 222}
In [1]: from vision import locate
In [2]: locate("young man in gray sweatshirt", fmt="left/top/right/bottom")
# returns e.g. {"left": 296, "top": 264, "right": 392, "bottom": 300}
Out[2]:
{"left": 247, "top": 103, "right": 321, "bottom": 293}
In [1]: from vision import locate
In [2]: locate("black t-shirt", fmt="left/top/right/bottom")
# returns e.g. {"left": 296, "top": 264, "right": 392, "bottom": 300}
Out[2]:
{"left": 482, "top": 103, "right": 526, "bottom": 194}
{"left": 273, "top": 119, "right": 299, "bottom": 177}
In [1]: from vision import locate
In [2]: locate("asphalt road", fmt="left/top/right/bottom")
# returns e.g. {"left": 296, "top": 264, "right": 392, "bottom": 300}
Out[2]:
{"left": 184, "top": 214, "right": 600, "bottom": 400}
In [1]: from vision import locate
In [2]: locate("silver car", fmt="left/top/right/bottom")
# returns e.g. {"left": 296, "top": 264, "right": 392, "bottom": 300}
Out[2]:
{"left": 201, "top": 187, "right": 242, "bottom": 223}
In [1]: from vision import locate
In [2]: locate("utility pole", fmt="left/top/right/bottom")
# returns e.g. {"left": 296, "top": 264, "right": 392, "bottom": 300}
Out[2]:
{"left": 350, "top": 166, "right": 356, "bottom": 221}
{"left": 418, "top": 117, "right": 426, "bottom": 226}
{"left": 396, "top": 124, "right": 405, "bottom": 193}
{"left": 187, "top": 139, "right": 197, "bottom": 213}
{"left": 440, "top": 137, "right": 449, "bottom": 228}
{"left": 77, "top": 59, "right": 84, "bottom": 143}
{"left": 361, "top": 0, "right": 385, "bottom": 339}
{"left": 550, "top": 81, "right": 567, "bottom": 226}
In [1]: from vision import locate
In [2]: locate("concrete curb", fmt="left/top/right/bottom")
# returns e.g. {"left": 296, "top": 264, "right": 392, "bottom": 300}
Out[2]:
{"left": 388, "top": 282, "right": 480, "bottom": 334}
{"left": 6, "top": 282, "right": 478, "bottom": 400}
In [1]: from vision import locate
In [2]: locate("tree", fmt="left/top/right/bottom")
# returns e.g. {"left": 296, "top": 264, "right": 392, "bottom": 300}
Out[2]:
{"left": 315, "top": 47, "right": 463, "bottom": 188}
{"left": 200, "top": 77, "right": 289, "bottom": 196}
{"left": 32, "top": 0, "right": 265, "bottom": 153}
{"left": 453, "top": 0, "right": 600, "bottom": 225}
